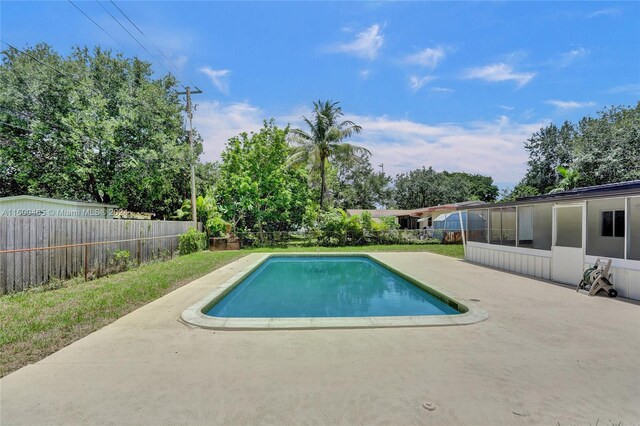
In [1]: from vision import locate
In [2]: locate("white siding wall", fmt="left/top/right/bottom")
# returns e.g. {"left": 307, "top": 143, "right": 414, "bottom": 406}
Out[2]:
{"left": 467, "top": 241, "right": 551, "bottom": 280}
{"left": 467, "top": 241, "right": 640, "bottom": 301}
{"left": 583, "top": 257, "right": 640, "bottom": 300}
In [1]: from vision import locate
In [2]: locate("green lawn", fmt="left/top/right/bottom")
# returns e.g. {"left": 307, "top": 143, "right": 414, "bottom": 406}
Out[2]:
{"left": 0, "top": 244, "right": 463, "bottom": 377}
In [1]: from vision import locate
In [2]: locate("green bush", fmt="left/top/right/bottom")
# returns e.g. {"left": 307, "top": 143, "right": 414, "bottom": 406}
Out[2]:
{"left": 361, "top": 211, "right": 373, "bottom": 233}
{"left": 317, "top": 209, "right": 347, "bottom": 246}
{"left": 110, "top": 249, "right": 131, "bottom": 272}
{"left": 205, "top": 215, "right": 228, "bottom": 238}
{"left": 379, "top": 216, "right": 400, "bottom": 230}
{"left": 174, "top": 195, "right": 230, "bottom": 238}
{"left": 179, "top": 228, "right": 208, "bottom": 255}
{"left": 315, "top": 209, "right": 367, "bottom": 246}
{"left": 310, "top": 209, "right": 443, "bottom": 247}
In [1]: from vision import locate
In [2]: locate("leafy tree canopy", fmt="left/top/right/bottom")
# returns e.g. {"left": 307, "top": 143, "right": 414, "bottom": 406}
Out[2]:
{"left": 393, "top": 167, "right": 499, "bottom": 209}
{"left": 332, "top": 153, "right": 393, "bottom": 210}
{"left": 514, "top": 103, "right": 639, "bottom": 197}
{"left": 216, "top": 120, "right": 309, "bottom": 234}
{"left": 0, "top": 43, "right": 195, "bottom": 217}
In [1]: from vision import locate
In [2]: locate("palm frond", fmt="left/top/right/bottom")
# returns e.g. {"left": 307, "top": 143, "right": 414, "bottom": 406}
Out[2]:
{"left": 286, "top": 147, "right": 309, "bottom": 167}
{"left": 330, "top": 142, "right": 371, "bottom": 163}
{"left": 287, "top": 128, "right": 312, "bottom": 146}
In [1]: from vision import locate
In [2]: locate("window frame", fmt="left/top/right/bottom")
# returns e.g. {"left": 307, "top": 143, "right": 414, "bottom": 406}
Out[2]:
{"left": 600, "top": 209, "right": 625, "bottom": 238}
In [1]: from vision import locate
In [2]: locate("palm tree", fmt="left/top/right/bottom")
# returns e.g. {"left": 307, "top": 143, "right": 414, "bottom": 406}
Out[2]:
{"left": 549, "top": 165, "right": 580, "bottom": 193}
{"left": 288, "top": 100, "right": 369, "bottom": 208}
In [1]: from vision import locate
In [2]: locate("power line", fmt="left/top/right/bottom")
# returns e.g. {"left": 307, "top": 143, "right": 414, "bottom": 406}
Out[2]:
{"left": 94, "top": 1, "right": 187, "bottom": 90}
{"left": 0, "top": 107, "right": 178, "bottom": 169}
{"left": 94, "top": 0, "right": 190, "bottom": 91}
{"left": 1, "top": 41, "right": 181, "bottom": 116}
{"left": 0, "top": 41, "right": 66, "bottom": 78}
{"left": 0, "top": 106, "right": 31, "bottom": 121}
{"left": 0, "top": 105, "right": 77, "bottom": 135}
{"left": 67, "top": 0, "right": 127, "bottom": 50}
{"left": 108, "top": 0, "right": 197, "bottom": 88}
{"left": 70, "top": 0, "right": 189, "bottom": 90}
{"left": 2, "top": 40, "right": 107, "bottom": 101}
{"left": 96, "top": 0, "right": 153, "bottom": 57}
{"left": 0, "top": 119, "right": 62, "bottom": 138}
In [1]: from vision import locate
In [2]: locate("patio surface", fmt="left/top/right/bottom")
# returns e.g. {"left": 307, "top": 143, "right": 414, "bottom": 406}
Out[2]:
{"left": 1, "top": 252, "right": 639, "bottom": 425}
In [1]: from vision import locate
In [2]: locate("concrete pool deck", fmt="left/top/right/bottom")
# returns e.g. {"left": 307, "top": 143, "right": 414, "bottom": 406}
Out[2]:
{"left": 1, "top": 252, "right": 639, "bottom": 425}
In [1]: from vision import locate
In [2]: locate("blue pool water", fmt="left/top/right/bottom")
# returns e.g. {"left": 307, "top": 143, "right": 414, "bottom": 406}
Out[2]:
{"left": 206, "top": 256, "right": 460, "bottom": 318}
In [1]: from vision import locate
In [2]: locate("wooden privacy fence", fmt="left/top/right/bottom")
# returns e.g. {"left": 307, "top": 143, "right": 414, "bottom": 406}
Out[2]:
{"left": 0, "top": 217, "right": 198, "bottom": 294}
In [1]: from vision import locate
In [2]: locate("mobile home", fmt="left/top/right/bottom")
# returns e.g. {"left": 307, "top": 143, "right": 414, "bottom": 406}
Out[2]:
{"left": 460, "top": 181, "right": 640, "bottom": 300}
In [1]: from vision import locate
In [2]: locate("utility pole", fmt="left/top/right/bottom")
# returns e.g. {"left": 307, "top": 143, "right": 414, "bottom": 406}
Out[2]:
{"left": 177, "top": 86, "right": 202, "bottom": 228}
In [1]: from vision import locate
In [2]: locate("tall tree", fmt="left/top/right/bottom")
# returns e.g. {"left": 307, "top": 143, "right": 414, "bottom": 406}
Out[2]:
{"left": 195, "top": 161, "right": 220, "bottom": 196}
{"left": 216, "top": 120, "right": 309, "bottom": 235}
{"left": 510, "top": 103, "right": 640, "bottom": 197}
{"left": 288, "top": 100, "right": 368, "bottom": 209}
{"left": 0, "top": 44, "right": 194, "bottom": 217}
{"left": 393, "top": 167, "right": 442, "bottom": 209}
{"left": 393, "top": 167, "right": 498, "bottom": 209}
{"left": 572, "top": 103, "right": 640, "bottom": 186}
{"left": 333, "top": 153, "right": 392, "bottom": 209}
{"left": 521, "top": 121, "right": 575, "bottom": 193}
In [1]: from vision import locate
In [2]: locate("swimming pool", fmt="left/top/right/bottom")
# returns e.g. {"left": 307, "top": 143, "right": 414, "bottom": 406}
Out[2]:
{"left": 207, "top": 256, "right": 459, "bottom": 317}
{"left": 181, "top": 254, "right": 487, "bottom": 329}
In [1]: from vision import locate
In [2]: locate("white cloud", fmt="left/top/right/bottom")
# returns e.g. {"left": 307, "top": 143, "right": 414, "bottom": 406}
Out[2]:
{"left": 198, "top": 67, "right": 231, "bottom": 95}
{"left": 332, "top": 24, "right": 384, "bottom": 60}
{"left": 172, "top": 55, "right": 188, "bottom": 70}
{"left": 402, "top": 46, "right": 446, "bottom": 69}
{"left": 409, "top": 75, "right": 436, "bottom": 91}
{"left": 545, "top": 100, "right": 596, "bottom": 110}
{"left": 193, "top": 102, "right": 547, "bottom": 184}
{"left": 359, "top": 69, "right": 371, "bottom": 80}
{"left": 559, "top": 46, "right": 589, "bottom": 67}
{"left": 463, "top": 63, "right": 536, "bottom": 87}
{"left": 606, "top": 83, "right": 640, "bottom": 95}
{"left": 345, "top": 114, "right": 547, "bottom": 183}
{"left": 193, "top": 101, "right": 264, "bottom": 161}
{"left": 588, "top": 8, "right": 620, "bottom": 18}
{"left": 431, "top": 87, "right": 454, "bottom": 93}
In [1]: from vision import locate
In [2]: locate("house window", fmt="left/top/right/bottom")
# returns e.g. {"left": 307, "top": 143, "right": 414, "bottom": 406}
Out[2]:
{"left": 601, "top": 210, "right": 625, "bottom": 237}
{"left": 587, "top": 200, "right": 625, "bottom": 258}
{"left": 517, "top": 204, "right": 552, "bottom": 250}
{"left": 489, "top": 207, "right": 516, "bottom": 246}
{"left": 467, "top": 209, "right": 488, "bottom": 243}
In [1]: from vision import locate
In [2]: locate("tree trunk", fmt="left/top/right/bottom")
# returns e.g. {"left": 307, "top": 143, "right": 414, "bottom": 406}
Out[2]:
{"left": 319, "top": 155, "right": 326, "bottom": 209}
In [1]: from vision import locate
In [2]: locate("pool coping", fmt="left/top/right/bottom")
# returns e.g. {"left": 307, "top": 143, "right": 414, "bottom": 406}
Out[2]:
{"left": 180, "top": 253, "right": 489, "bottom": 330}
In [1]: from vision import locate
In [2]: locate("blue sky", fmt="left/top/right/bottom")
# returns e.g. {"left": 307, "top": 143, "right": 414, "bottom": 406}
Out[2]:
{"left": 2, "top": 1, "right": 639, "bottom": 188}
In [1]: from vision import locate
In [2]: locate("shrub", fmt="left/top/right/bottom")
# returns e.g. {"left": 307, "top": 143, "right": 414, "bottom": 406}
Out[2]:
{"left": 174, "top": 195, "right": 230, "bottom": 238}
{"left": 317, "top": 209, "right": 346, "bottom": 246}
{"left": 361, "top": 211, "right": 373, "bottom": 233}
{"left": 109, "top": 249, "right": 131, "bottom": 272}
{"left": 205, "top": 215, "right": 228, "bottom": 238}
{"left": 345, "top": 214, "right": 364, "bottom": 244}
{"left": 179, "top": 228, "right": 207, "bottom": 255}
{"left": 379, "top": 216, "right": 400, "bottom": 230}
{"left": 315, "top": 209, "right": 368, "bottom": 246}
